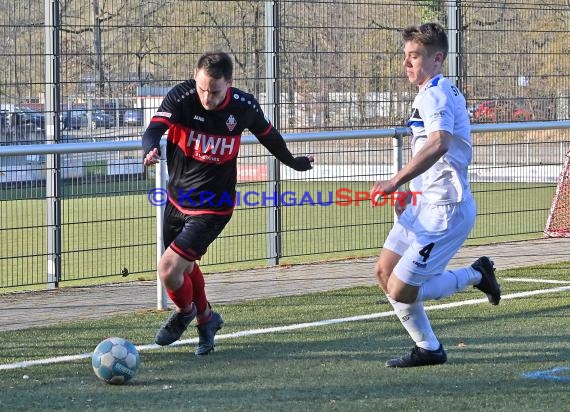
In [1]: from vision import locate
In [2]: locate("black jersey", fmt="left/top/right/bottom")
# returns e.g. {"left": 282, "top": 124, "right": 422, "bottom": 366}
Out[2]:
{"left": 142, "top": 80, "right": 289, "bottom": 215}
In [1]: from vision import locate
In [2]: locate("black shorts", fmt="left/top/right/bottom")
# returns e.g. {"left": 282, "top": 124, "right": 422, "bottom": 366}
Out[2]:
{"left": 163, "top": 202, "right": 232, "bottom": 261}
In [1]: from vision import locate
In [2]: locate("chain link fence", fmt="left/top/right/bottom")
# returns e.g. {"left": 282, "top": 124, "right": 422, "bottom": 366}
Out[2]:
{"left": 0, "top": 0, "right": 569, "bottom": 289}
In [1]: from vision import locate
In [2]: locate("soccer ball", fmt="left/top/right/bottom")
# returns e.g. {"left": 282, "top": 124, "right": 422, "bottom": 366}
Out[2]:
{"left": 91, "top": 337, "right": 140, "bottom": 384}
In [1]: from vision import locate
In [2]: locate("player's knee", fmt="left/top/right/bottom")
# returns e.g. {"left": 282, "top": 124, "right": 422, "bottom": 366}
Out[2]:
{"left": 157, "top": 259, "right": 181, "bottom": 288}
{"left": 157, "top": 263, "right": 172, "bottom": 284}
{"left": 387, "top": 279, "right": 418, "bottom": 304}
{"left": 387, "top": 288, "right": 415, "bottom": 304}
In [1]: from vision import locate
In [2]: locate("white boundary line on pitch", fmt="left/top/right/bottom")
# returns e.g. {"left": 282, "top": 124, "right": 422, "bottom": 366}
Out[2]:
{"left": 1, "top": 283, "right": 569, "bottom": 371}
{"left": 502, "top": 277, "right": 570, "bottom": 284}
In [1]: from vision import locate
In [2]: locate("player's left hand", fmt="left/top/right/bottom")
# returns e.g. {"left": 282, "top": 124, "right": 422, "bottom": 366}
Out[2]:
{"left": 292, "top": 155, "right": 314, "bottom": 171}
{"left": 394, "top": 192, "right": 412, "bottom": 216}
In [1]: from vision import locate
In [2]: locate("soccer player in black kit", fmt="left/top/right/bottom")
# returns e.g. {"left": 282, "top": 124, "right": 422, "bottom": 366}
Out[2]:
{"left": 142, "top": 51, "right": 313, "bottom": 355}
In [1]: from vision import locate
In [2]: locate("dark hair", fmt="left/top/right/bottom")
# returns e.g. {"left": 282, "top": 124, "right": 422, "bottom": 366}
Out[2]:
{"left": 402, "top": 23, "right": 448, "bottom": 60}
{"left": 196, "top": 51, "right": 233, "bottom": 80}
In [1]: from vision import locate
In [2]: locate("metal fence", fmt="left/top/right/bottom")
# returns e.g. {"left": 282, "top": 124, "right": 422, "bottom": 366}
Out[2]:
{"left": 1, "top": 1, "right": 568, "bottom": 136}
{"left": 1, "top": 0, "right": 569, "bottom": 289}
{"left": 1, "top": 121, "right": 569, "bottom": 290}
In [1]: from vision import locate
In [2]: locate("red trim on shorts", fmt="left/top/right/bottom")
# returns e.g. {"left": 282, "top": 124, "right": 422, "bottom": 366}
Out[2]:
{"left": 170, "top": 242, "right": 201, "bottom": 261}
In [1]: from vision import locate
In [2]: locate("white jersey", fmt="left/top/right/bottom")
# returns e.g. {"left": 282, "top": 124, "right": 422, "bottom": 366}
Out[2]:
{"left": 407, "top": 74, "right": 472, "bottom": 204}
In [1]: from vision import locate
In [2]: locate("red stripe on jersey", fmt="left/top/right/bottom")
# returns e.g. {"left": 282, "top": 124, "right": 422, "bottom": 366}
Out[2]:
{"left": 168, "top": 197, "right": 234, "bottom": 216}
{"left": 151, "top": 117, "right": 172, "bottom": 127}
{"left": 167, "top": 125, "right": 241, "bottom": 164}
{"left": 257, "top": 123, "right": 273, "bottom": 138}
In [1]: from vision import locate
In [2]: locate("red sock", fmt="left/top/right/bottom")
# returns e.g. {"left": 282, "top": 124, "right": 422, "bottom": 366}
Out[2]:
{"left": 188, "top": 264, "right": 208, "bottom": 314}
{"left": 166, "top": 272, "right": 193, "bottom": 313}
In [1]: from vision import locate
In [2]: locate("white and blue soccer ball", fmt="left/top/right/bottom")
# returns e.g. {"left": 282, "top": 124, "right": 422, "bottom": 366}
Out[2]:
{"left": 91, "top": 337, "right": 140, "bottom": 384}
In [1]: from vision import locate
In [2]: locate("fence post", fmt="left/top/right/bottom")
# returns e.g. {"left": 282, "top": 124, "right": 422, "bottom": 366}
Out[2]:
{"left": 393, "top": 128, "right": 405, "bottom": 175}
{"left": 393, "top": 128, "right": 405, "bottom": 221}
{"left": 155, "top": 140, "right": 167, "bottom": 310}
{"left": 265, "top": 0, "right": 281, "bottom": 265}
{"left": 45, "top": 0, "right": 62, "bottom": 289}
{"left": 45, "top": 158, "right": 61, "bottom": 290}
{"left": 447, "top": 0, "right": 461, "bottom": 88}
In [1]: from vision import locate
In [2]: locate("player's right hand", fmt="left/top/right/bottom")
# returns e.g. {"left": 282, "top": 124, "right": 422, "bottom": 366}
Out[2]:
{"left": 143, "top": 148, "right": 160, "bottom": 166}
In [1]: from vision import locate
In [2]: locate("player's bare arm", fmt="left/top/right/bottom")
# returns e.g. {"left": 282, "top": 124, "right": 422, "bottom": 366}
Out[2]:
{"left": 370, "top": 130, "right": 451, "bottom": 197}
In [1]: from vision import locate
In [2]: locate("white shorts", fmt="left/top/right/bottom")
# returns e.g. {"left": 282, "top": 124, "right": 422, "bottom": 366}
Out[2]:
{"left": 383, "top": 196, "right": 476, "bottom": 286}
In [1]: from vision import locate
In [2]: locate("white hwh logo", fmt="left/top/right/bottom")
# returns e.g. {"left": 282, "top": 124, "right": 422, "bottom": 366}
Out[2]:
{"left": 187, "top": 130, "right": 235, "bottom": 155}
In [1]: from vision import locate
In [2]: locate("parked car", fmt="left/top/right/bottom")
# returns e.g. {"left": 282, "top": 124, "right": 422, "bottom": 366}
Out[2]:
{"left": 61, "top": 109, "right": 115, "bottom": 129}
{"left": 472, "top": 98, "right": 533, "bottom": 123}
{"left": 0, "top": 106, "right": 46, "bottom": 131}
{"left": 101, "top": 101, "right": 129, "bottom": 126}
{"left": 12, "top": 107, "right": 45, "bottom": 130}
{"left": 61, "top": 109, "right": 88, "bottom": 130}
{"left": 91, "top": 110, "right": 116, "bottom": 129}
{"left": 122, "top": 108, "right": 144, "bottom": 126}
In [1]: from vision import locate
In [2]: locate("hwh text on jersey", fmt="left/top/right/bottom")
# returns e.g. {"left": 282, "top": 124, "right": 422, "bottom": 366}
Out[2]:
{"left": 187, "top": 129, "right": 240, "bottom": 163}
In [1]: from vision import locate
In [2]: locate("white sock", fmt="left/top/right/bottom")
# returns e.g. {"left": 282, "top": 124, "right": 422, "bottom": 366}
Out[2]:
{"left": 387, "top": 295, "right": 440, "bottom": 351}
{"left": 418, "top": 267, "right": 481, "bottom": 301}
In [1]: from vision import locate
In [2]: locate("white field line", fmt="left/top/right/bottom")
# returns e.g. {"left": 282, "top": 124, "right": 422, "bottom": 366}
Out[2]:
{"left": 1, "top": 282, "right": 569, "bottom": 371}
{"left": 502, "top": 277, "right": 570, "bottom": 284}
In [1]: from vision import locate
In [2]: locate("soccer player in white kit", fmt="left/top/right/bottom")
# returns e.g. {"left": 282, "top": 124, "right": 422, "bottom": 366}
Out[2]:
{"left": 370, "top": 23, "right": 501, "bottom": 367}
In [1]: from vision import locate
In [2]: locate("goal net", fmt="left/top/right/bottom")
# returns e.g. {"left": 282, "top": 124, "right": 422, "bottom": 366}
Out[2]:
{"left": 544, "top": 149, "right": 570, "bottom": 237}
